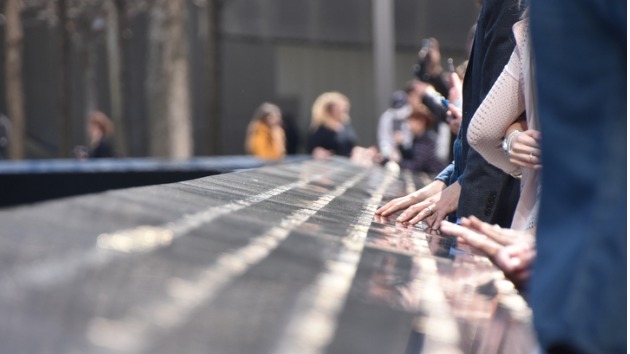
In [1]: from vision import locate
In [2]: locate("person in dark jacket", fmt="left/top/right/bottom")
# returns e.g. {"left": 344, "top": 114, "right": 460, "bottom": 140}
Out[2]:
{"left": 307, "top": 91, "right": 357, "bottom": 158}
{"left": 398, "top": 106, "right": 447, "bottom": 175}
{"left": 88, "top": 111, "right": 115, "bottom": 158}
{"left": 376, "top": 0, "right": 524, "bottom": 230}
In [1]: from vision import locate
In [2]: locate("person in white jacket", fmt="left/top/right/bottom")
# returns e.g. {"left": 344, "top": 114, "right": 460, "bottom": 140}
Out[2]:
{"left": 376, "top": 90, "right": 412, "bottom": 163}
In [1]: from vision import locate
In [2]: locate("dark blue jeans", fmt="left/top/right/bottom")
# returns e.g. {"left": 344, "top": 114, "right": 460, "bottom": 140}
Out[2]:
{"left": 529, "top": 0, "right": 626, "bottom": 353}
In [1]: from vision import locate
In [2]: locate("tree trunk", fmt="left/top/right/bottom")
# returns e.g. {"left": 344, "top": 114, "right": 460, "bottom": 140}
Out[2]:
{"left": 83, "top": 24, "right": 97, "bottom": 125}
{"left": 5, "top": 0, "right": 25, "bottom": 160}
{"left": 106, "top": 0, "right": 127, "bottom": 157}
{"left": 207, "top": 0, "right": 222, "bottom": 155}
{"left": 58, "top": 0, "right": 72, "bottom": 158}
{"left": 146, "top": 0, "right": 192, "bottom": 158}
{"left": 146, "top": 0, "right": 168, "bottom": 157}
{"left": 115, "top": 0, "right": 130, "bottom": 156}
{"left": 165, "top": 0, "right": 192, "bottom": 158}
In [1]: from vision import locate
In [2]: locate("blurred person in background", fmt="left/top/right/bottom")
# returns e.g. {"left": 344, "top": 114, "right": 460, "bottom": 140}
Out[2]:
{"left": 307, "top": 91, "right": 378, "bottom": 165}
{"left": 439, "top": 58, "right": 464, "bottom": 162}
{"left": 0, "top": 114, "right": 10, "bottom": 159}
{"left": 245, "top": 102, "right": 286, "bottom": 161}
{"left": 404, "top": 80, "right": 429, "bottom": 115}
{"left": 412, "top": 37, "right": 459, "bottom": 163}
{"left": 86, "top": 111, "right": 115, "bottom": 159}
{"left": 281, "top": 112, "right": 300, "bottom": 155}
{"left": 377, "top": 90, "right": 412, "bottom": 163}
{"left": 411, "top": 52, "right": 458, "bottom": 163}
{"left": 397, "top": 106, "right": 447, "bottom": 175}
{"left": 414, "top": 37, "right": 451, "bottom": 98}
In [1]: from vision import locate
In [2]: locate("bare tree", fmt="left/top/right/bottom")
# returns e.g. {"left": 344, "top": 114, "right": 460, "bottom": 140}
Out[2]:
{"left": 146, "top": 1, "right": 168, "bottom": 157}
{"left": 58, "top": 0, "right": 72, "bottom": 158}
{"left": 146, "top": 0, "right": 192, "bottom": 158}
{"left": 207, "top": 0, "right": 222, "bottom": 155}
{"left": 4, "top": 0, "right": 26, "bottom": 160}
{"left": 79, "top": 4, "right": 103, "bottom": 124}
{"left": 105, "top": 0, "right": 127, "bottom": 156}
{"left": 165, "top": 0, "right": 192, "bottom": 158}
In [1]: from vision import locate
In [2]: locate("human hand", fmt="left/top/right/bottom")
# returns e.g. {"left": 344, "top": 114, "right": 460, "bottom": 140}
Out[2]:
{"left": 350, "top": 146, "right": 378, "bottom": 167}
{"left": 375, "top": 180, "right": 446, "bottom": 217}
{"left": 509, "top": 129, "right": 542, "bottom": 169}
{"left": 448, "top": 70, "right": 462, "bottom": 104}
{"left": 312, "top": 147, "right": 333, "bottom": 160}
{"left": 446, "top": 104, "right": 462, "bottom": 134}
{"left": 366, "top": 146, "right": 385, "bottom": 165}
{"left": 73, "top": 145, "right": 89, "bottom": 160}
{"left": 440, "top": 218, "right": 535, "bottom": 291}
{"left": 439, "top": 219, "right": 502, "bottom": 258}
{"left": 494, "top": 242, "right": 535, "bottom": 291}
{"left": 393, "top": 131, "right": 404, "bottom": 145}
{"left": 396, "top": 181, "right": 461, "bottom": 229}
{"left": 459, "top": 215, "right": 532, "bottom": 245}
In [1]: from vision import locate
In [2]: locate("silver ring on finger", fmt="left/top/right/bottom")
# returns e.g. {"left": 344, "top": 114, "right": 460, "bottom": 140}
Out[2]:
{"left": 426, "top": 205, "right": 434, "bottom": 214}
{"left": 529, "top": 150, "right": 534, "bottom": 160}
{"left": 428, "top": 217, "right": 439, "bottom": 231}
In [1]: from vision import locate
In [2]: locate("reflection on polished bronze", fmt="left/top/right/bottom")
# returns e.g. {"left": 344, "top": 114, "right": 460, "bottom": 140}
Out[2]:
{"left": 0, "top": 158, "right": 536, "bottom": 354}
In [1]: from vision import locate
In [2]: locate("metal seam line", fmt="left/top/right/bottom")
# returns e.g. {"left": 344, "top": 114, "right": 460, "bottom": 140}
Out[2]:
{"left": 404, "top": 173, "right": 461, "bottom": 352}
{"left": 272, "top": 169, "right": 398, "bottom": 354}
{"left": 410, "top": 253, "right": 462, "bottom": 353}
{"left": 362, "top": 171, "right": 462, "bottom": 353}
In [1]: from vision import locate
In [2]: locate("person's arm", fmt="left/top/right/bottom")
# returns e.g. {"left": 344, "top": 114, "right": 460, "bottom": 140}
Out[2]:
{"left": 446, "top": 104, "right": 462, "bottom": 135}
{"left": 466, "top": 49, "right": 525, "bottom": 176}
{"left": 377, "top": 111, "right": 394, "bottom": 156}
{"left": 440, "top": 218, "right": 535, "bottom": 292}
{"left": 505, "top": 118, "right": 527, "bottom": 138}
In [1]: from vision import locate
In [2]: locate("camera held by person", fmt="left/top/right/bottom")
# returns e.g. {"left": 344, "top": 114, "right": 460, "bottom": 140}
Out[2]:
{"left": 421, "top": 86, "right": 449, "bottom": 124}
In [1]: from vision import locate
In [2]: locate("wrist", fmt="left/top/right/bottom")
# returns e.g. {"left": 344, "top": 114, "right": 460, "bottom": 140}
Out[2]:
{"left": 416, "top": 180, "right": 445, "bottom": 199}
{"left": 433, "top": 179, "right": 448, "bottom": 191}
{"left": 502, "top": 130, "right": 522, "bottom": 156}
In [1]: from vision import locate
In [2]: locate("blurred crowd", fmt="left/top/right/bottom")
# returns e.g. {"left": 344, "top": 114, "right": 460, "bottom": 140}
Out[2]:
{"left": 244, "top": 35, "right": 464, "bottom": 175}
{"left": 245, "top": 0, "right": 626, "bottom": 353}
